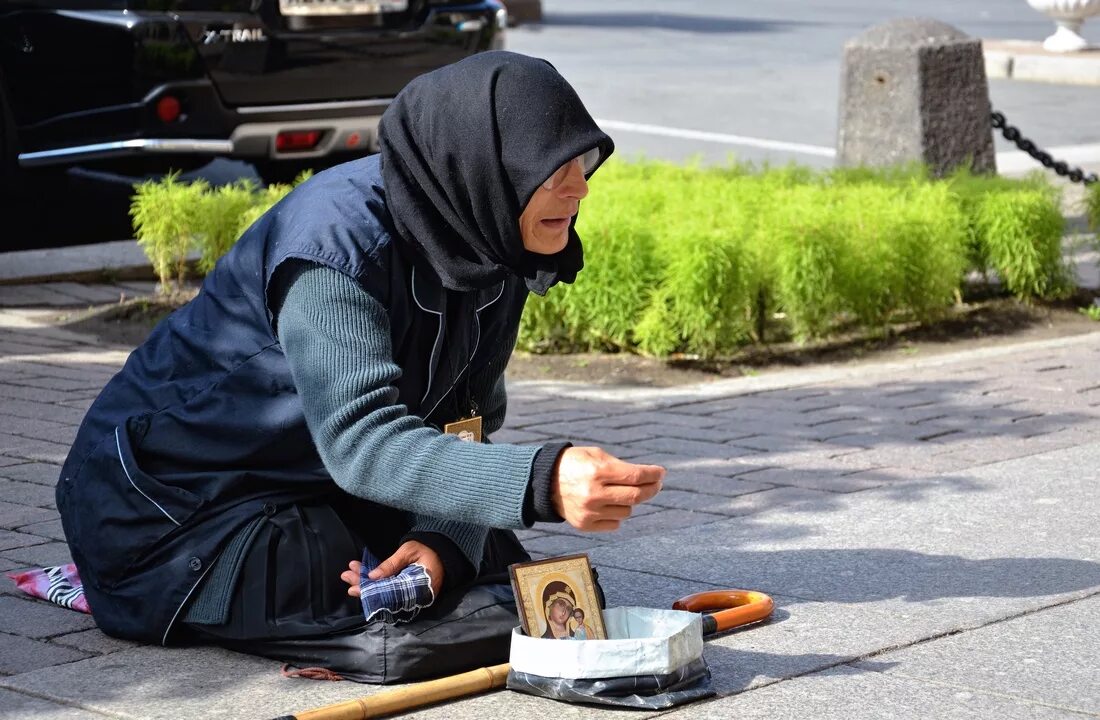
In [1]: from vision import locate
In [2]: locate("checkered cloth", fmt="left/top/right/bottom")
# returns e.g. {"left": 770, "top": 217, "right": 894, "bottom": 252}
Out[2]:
{"left": 358, "top": 547, "right": 435, "bottom": 624}
{"left": 7, "top": 564, "right": 90, "bottom": 614}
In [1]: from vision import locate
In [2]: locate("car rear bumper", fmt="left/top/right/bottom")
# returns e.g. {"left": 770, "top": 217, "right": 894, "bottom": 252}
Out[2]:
{"left": 18, "top": 100, "right": 389, "bottom": 168}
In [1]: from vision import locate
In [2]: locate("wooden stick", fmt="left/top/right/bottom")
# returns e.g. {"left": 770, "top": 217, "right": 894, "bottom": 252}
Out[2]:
{"left": 272, "top": 663, "right": 510, "bottom": 720}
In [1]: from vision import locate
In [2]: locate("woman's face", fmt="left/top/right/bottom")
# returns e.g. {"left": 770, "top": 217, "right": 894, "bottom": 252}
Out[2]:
{"left": 519, "top": 158, "right": 590, "bottom": 255}
{"left": 549, "top": 599, "right": 573, "bottom": 624}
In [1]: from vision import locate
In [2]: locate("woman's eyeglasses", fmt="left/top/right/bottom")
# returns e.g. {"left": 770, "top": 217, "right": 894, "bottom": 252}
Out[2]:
{"left": 541, "top": 147, "right": 601, "bottom": 191}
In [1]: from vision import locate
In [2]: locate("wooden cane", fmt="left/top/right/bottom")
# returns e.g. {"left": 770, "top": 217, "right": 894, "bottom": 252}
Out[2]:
{"left": 272, "top": 663, "right": 510, "bottom": 720}
{"left": 271, "top": 589, "right": 772, "bottom": 720}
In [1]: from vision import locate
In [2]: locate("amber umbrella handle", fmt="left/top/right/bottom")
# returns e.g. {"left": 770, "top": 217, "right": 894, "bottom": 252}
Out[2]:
{"left": 672, "top": 589, "right": 774, "bottom": 636}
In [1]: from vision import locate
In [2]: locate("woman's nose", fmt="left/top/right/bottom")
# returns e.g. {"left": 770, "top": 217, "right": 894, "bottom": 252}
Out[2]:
{"left": 557, "top": 160, "right": 589, "bottom": 200}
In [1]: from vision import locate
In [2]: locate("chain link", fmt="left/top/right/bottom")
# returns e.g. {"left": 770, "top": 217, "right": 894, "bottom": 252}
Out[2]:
{"left": 991, "top": 111, "right": 1097, "bottom": 185}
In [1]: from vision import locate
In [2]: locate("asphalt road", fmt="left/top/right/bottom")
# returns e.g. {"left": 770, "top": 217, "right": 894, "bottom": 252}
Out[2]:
{"left": 508, "top": 0, "right": 1100, "bottom": 167}
{"left": 5, "top": 0, "right": 1099, "bottom": 250}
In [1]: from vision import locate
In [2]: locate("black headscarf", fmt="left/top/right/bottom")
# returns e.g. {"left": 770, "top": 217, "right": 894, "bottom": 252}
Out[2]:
{"left": 378, "top": 51, "right": 614, "bottom": 295}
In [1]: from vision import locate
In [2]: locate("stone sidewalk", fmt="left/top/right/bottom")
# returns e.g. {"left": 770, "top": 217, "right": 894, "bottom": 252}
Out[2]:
{"left": 0, "top": 287, "right": 1098, "bottom": 719}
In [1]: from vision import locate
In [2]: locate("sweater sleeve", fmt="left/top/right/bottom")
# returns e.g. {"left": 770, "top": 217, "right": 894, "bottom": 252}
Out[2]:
{"left": 275, "top": 263, "right": 541, "bottom": 530}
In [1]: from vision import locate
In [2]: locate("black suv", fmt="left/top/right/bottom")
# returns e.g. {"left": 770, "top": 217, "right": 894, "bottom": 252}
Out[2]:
{"left": 0, "top": 0, "right": 505, "bottom": 190}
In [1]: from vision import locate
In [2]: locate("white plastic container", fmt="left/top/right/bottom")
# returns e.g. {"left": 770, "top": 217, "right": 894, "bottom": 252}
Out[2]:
{"left": 509, "top": 607, "right": 703, "bottom": 679}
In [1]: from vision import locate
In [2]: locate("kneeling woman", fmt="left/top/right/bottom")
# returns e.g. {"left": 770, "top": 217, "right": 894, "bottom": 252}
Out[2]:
{"left": 56, "top": 51, "right": 664, "bottom": 680}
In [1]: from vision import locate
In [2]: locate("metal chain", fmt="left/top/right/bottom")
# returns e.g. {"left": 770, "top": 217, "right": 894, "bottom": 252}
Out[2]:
{"left": 991, "top": 111, "right": 1097, "bottom": 185}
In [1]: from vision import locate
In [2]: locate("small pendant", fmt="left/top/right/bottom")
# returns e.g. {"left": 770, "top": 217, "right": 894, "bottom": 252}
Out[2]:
{"left": 444, "top": 415, "right": 483, "bottom": 443}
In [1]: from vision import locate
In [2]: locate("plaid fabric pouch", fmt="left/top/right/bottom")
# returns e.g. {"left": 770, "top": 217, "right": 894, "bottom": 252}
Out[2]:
{"left": 358, "top": 547, "right": 435, "bottom": 624}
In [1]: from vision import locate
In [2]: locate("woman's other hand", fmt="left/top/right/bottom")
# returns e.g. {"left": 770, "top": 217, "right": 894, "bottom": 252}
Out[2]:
{"left": 339, "top": 540, "right": 445, "bottom": 598}
{"left": 550, "top": 447, "right": 665, "bottom": 531}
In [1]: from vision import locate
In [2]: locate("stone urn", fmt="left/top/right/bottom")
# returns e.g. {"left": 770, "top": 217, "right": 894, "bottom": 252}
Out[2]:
{"left": 1026, "top": 0, "right": 1100, "bottom": 52}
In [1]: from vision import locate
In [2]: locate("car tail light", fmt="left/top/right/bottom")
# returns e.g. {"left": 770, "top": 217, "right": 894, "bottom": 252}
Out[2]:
{"left": 156, "top": 96, "right": 182, "bottom": 124}
{"left": 276, "top": 130, "right": 323, "bottom": 153}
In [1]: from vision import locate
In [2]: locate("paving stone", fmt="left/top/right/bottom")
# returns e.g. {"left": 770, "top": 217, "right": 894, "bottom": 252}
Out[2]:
{"left": 43, "top": 283, "right": 130, "bottom": 306}
{"left": 16, "top": 518, "right": 65, "bottom": 542}
{"left": 0, "top": 479, "right": 56, "bottom": 508}
{"left": 1, "top": 541, "right": 73, "bottom": 568}
{"left": 521, "top": 533, "right": 602, "bottom": 558}
{"left": 0, "top": 645, "right": 423, "bottom": 719}
{"left": 5, "top": 362, "right": 115, "bottom": 385}
{"left": 0, "top": 530, "right": 51, "bottom": 553}
{"left": 628, "top": 452, "right": 769, "bottom": 478}
{"left": 852, "top": 594, "right": 1100, "bottom": 714}
{"left": 661, "top": 665, "right": 1073, "bottom": 719}
{"left": 2, "top": 425, "right": 78, "bottom": 449}
{"left": 0, "top": 285, "right": 84, "bottom": 308}
{"left": 0, "top": 634, "right": 90, "bottom": 677}
{"left": 1, "top": 688, "right": 115, "bottom": 718}
{"left": 603, "top": 411, "right": 729, "bottom": 430}
{"left": 0, "top": 596, "right": 96, "bottom": 638}
{"left": 0, "top": 462, "right": 62, "bottom": 486}
{"left": 0, "top": 384, "right": 73, "bottom": 405}
{"left": 734, "top": 466, "right": 887, "bottom": 493}
{"left": 49, "top": 629, "right": 140, "bottom": 657}
{"left": 0, "top": 456, "right": 27, "bottom": 469}
{"left": 526, "top": 423, "right": 658, "bottom": 445}
{"left": 56, "top": 398, "right": 94, "bottom": 412}
{"left": 625, "top": 423, "right": 751, "bottom": 444}
{"left": 684, "top": 486, "right": 841, "bottom": 519}
{"left": 651, "top": 489, "right": 771, "bottom": 514}
{"left": 4, "top": 376, "right": 103, "bottom": 394}
{"left": 0, "top": 501, "right": 58, "bottom": 530}
{"left": 629, "top": 436, "right": 756, "bottom": 459}
{"left": 485, "top": 428, "right": 551, "bottom": 444}
{"left": 0, "top": 436, "right": 70, "bottom": 465}
{"left": 507, "top": 409, "right": 604, "bottom": 428}
{"left": 585, "top": 443, "right": 654, "bottom": 460}
{"left": 727, "top": 434, "right": 819, "bottom": 454}
{"left": 662, "top": 471, "right": 773, "bottom": 498}
{"left": 0, "top": 400, "right": 86, "bottom": 427}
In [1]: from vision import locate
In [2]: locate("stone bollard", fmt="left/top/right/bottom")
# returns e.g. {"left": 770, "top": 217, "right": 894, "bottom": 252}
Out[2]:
{"left": 837, "top": 18, "right": 996, "bottom": 176}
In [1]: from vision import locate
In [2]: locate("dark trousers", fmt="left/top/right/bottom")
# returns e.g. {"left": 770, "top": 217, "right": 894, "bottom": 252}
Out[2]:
{"left": 184, "top": 502, "right": 531, "bottom": 683}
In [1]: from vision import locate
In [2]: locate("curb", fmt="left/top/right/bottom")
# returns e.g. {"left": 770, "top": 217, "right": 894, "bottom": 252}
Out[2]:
{"left": 510, "top": 330, "right": 1100, "bottom": 406}
{"left": 984, "top": 40, "right": 1100, "bottom": 86}
{"left": 0, "top": 240, "right": 199, "bottom": 287}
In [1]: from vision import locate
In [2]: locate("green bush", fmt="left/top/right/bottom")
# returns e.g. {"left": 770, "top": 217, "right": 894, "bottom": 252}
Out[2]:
{"left": 971, "top": 189, "right": 1070, "bottom": 301}
{"left": 131, "top": 160, "right": 1071, "bottom": 358}
{"left": 518, "top": 159, "right": 1069, "bottom": 357}
{"left": 130, "top": 172, "right": 307, "bottom": 290}
{"left": 194, "top": 180, "right": 258, "bottom": 274}
{"left": 130, "top": 172, "right": 209, "bottom": 294}
{"left": 1086, "top": 181, "right": 1100, "bottom": 236}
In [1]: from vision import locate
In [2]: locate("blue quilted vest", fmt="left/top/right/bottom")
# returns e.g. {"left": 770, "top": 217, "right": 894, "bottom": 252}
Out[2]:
{"left": 56, "top": 155, "right": 528, "bottom": 643}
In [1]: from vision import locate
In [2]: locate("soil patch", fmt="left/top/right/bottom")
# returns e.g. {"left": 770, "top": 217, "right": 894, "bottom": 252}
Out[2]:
{"left": 52, "top": 290, "right": 1100, "bottom": 387}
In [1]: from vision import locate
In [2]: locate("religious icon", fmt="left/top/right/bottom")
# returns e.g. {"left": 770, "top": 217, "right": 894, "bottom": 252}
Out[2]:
{"left": 508, "top": 554, "right": 607, "bottom": 640}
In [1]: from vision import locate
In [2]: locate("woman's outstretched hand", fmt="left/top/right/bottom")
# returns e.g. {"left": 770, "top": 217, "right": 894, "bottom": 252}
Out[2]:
{"left": 550, "top": 447, "right": 665, "bottom": 531}
{"left": 339, "top": 540, "right": 445, "bottom": 598}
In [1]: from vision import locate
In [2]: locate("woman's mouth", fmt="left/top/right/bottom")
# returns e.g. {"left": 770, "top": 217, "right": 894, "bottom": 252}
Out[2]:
{"left": 539, "top": 217, "right": 571, "bottom": 231}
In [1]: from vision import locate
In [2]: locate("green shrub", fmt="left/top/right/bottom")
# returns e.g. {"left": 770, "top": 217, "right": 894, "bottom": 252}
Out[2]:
{"left": 131, "top": 171, "right": 310, "bottom": 287}
{"left": 129, "top": 172, "right": 208, "bottom": 293}
{"left": 519, "top": 159, "right": 1068, "bottom": 356}
{"left": 1086, "top": 181, "right": 1100, "bottom": 236}
{"left": 972, "top": 189, "right": 1070, "bottom": 301}
{"left": 194, "top": 180, "right": 257, "bottom": 274}
{"left": 132, "top": 159, "right": 1072, "bottom": 357}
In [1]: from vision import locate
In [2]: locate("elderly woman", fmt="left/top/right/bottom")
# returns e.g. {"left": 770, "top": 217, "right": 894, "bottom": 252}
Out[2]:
{"left": 56, "top": 51, "right": 664, "bottom": 681}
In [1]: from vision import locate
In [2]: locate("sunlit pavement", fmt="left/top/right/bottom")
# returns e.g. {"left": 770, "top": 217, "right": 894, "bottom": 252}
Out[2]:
{"left": 0, "top": 281, "right": 1098, "bottom": 717}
